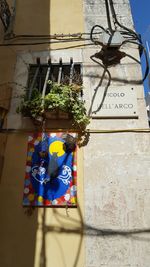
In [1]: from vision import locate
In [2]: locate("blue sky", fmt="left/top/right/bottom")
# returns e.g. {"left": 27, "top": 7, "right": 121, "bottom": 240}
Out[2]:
{"left": 130, "top": 0, "right": 150, "bottom": 95}
{"left": 130, "top": 0, "right": 150, "bottom": 41}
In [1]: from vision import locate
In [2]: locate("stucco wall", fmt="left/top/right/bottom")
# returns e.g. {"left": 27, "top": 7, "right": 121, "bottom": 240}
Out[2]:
{"left": 0, "top": 1, "right": 85, "bottom": 267}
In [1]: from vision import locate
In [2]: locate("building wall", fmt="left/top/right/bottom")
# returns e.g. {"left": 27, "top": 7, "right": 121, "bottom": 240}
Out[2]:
{"left": 0, "top": 1, "right": 85, "bottom": 267}
{"left": 83, "top": 0, "right": 150, "bottom": 266}
{"left": 0, "top": 1, "right": 150, "bottom": 267}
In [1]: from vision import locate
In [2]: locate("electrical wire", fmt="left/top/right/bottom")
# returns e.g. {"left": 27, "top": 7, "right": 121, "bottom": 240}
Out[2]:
{"left": 89, "top": 0, "right": 149, "bottom": 83}
{"left": 4, "top": 32, "right": 107, "bottom": 41}
{"left": 124, "top": 53, "right": 141, "bottom": 64}
{"left": 0, "top": 128, "right": 150, "bottom": 134}
{"left": 105, "top": 0, "right": 114, "bottom": 34}
{"left": 87, "top": 128, "right": 150, "bottom": 133}
{"left": 108, "top": 0, "right": 144, "bottom": 58}
{"left": 4, "top": 33, "right": 83, "bottom": 40}
{"left": 1, "top": 1, "right": 149, "bottom": 86}
{"left": 107, "top": 0, "right": 147, "bottom": 71}
{"left": 108, "top": 0, "right": 140, "bottom": 41}
{"left": 90, "top": 25, "right": 107, "bottom": 45}
{"left": 89, "top": 3, "right": 141, "bottom": 44}
{"left": 0, "top": 37, "right": 90, "bottom": 47}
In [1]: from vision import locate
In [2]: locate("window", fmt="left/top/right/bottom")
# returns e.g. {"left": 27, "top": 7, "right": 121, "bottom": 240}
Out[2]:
{"left": 27, "top": 58, "right": 82, "bottom": 100}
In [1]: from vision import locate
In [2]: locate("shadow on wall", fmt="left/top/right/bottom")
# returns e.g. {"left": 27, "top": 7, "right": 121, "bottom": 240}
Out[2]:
{"left": 0, "top": 133, "right": 39, "bottom": 267}
{"left": 0, "top": 2, "right": 86, "bottom": 266}
{"left": 1, "top": 132, "right": 150, "bottom": 267}
{"left": 36, "top": 205, "right": 84, "bottom": 267}
{"left": 0, "top": 1, "right": 51, "bottom": 267}
{"left": 32, "top": 201, "right": 150, "bottom": 267}
{"left": 14, "top": 0, "right": 51, "bottom": 36}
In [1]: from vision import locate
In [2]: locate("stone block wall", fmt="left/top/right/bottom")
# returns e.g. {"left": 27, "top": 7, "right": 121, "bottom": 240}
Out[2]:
{"left": 83, "top": 0, "right": 150, "bottom": 266}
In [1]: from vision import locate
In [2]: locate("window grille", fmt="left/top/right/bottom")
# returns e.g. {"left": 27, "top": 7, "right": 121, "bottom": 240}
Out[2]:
{"left": 0, "top": 0, "right": 11, "bottom": 31}
{"left": 27, "top": 58, "right": 83, "bottom": 100}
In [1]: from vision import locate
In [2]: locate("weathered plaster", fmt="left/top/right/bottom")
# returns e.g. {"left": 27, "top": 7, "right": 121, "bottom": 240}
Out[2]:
{"left": 0, "top": 1, "right": 85, "bottom": 267}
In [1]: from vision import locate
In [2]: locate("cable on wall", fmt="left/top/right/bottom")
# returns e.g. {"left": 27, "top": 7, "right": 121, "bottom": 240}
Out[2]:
{"left": 108, "top": 0, "right": 140, "bottom": 40}
{"left": 105, "top": 0, "right": 114, "bottom": 34}
{"left": 0, "top": 128, "right": 150, "bottom": 134}
{"left": 89, "top": 0, "right": 150, "bottom": 83}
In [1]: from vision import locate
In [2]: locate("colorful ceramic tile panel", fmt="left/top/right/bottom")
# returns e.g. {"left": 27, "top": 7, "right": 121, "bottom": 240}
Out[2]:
{"left": 23, "top": 132, "right": 77, "bottom": 206}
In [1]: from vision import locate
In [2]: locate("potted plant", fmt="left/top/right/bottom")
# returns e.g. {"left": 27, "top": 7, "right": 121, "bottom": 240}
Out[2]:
{"left": 17, "top": 82, "right": 90, "bottom": 129}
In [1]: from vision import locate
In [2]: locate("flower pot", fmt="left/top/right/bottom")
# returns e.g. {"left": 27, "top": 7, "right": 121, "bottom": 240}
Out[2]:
{"left": 45, "top": 110, "right": 58, "bottom": 119}
{"left": 58, "top": 110, "right": 69, "bottom": 119}
{"left": 44, "top": 110, "right": 70, "bottom": 119}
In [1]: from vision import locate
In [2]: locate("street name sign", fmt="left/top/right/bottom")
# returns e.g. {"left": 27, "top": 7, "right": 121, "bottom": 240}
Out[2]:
{"left": 92, "top": 86, "right": 138, "bottom": 118}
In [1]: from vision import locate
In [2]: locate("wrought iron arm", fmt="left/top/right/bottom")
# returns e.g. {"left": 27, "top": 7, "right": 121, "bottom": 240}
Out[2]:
{"left": 0, "top": 0, "right": 11, "bottom": 31}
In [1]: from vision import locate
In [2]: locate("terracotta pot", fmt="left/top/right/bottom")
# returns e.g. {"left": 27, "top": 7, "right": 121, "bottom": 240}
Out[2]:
{"left": 58, "top": 110, "right": 69, "bottom": 119}
{"left": 45, "top": 109, "right": 71, "bottom": 119}
{"left": 45, "top": 110, "right": 58, "bottom": 119}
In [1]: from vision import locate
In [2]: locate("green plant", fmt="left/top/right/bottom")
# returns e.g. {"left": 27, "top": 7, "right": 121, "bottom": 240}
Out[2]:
{"left": 17, "top": 82, "right": 90, "bottom": 129}
{"left": 17, "top": 88, "right": 43, "bottom": 119}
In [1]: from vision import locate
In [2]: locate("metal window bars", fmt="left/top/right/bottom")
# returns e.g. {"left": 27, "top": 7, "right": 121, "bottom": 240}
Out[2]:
{"left": 28, "top": 57, "right": 82, "bottom": 101}
{"left": 28, "top": 58, "right": 41, "bottom": 100}
{"left": 0, "top": 0, "right": 11, "bottom": 31}
{"left": 41, "top": 58, "right": 51, "bottom": 105}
